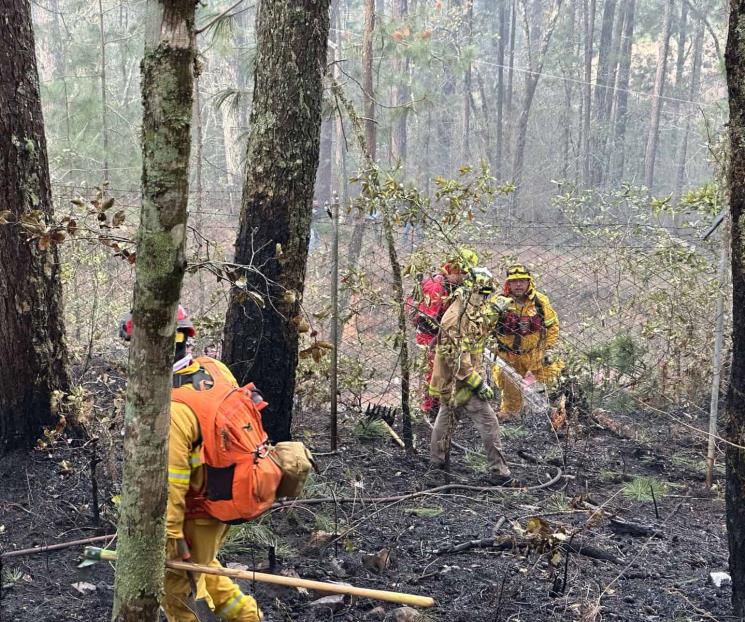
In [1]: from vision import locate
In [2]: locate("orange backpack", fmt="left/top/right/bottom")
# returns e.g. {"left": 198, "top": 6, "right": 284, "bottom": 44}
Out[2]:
{"left": 171, "top": 357, "right": 282, "bottom": 524}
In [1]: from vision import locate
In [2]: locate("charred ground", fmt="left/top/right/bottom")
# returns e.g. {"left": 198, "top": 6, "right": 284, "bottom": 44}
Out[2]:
{"left": 0, "top": 363, "right": 736, "bottom": 621}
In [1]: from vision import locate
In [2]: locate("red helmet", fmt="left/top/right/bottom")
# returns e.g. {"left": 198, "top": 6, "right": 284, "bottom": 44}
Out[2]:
{"left": 118, "top": 304, "right": 195, "bottom": 341}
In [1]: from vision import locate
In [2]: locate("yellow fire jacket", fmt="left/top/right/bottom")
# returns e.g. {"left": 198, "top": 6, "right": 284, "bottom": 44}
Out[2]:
{"left": 167, "top": 358, "right": 238, "bottom": 539}
{"left": 428, "top": 288, "right": 492, "bottom": 404}
{"left": 493, "top": 289, "right": 559, "bottom": 355}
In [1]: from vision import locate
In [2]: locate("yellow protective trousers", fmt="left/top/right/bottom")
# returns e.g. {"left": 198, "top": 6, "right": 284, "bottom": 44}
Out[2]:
{"left": 492, "top": 350, "right": 561, "bottom": 416}
{"left": 163, "top": 518, "right": 262, "bottom": 622}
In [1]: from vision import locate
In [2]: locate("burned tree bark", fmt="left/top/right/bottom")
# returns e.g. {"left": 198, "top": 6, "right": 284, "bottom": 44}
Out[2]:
{"left": 0, "top": 0, "right": 71, "bottom": 451}
{"left": 110, "top": 1, "right": 196, "bottom": 619}
{"left": 726, "top": 3, "right": 745, "bottom": 616}
{"left": 223, "top": 0, "right": 330, "bottom": 443}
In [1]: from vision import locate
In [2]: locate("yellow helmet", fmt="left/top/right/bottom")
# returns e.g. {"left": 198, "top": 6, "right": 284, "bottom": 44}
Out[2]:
{"left": 505, "top": 263, "right": 531, "bottom": 281}
{"left": 464, "top": 266, "right": 495, "bottom": 295}
{"left": 443, "top": 247, "right": 478, "bottom": 274}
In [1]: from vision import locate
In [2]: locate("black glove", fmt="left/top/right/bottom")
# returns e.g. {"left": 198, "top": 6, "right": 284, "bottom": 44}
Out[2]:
{"left": 417, "top": 314, "right": 440, "bottom": 336}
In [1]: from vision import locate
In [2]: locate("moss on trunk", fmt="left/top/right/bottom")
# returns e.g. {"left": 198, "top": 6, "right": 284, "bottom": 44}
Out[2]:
{"left": 111, "top": 2, "right": 196, "bottom": 620}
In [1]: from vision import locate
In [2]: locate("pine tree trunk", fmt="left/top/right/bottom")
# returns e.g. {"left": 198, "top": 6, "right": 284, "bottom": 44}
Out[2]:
{"left": 0, "top": 0, "right": 71, "bottom": 452}
{"left": 581, "top": 0, "right": 595, "bottom": 186}
{"left": 610, "top": 0, "right": 635, "bottom": 183}
{"left": 223, "top": 0, "right": 330, "bottom": 443}
{"left": 495, "top": 0, "right": 507, "bottom": 173}
{"left": 590, "top": 0, "right": 617, "bottom": 185}
{"left": 643, "top": 0, "right": 673, "bottom": 191}
{"left": 110, "top": 1, "right": 196, "bottom": 620}
{"left": 391, "top": 0, "right": 409, "bottom": 167}
{"left": 511, "top": 0, "right": 564, "bottom": 207}
{"left": 362, "top": 0, "right": 376, "bottom": 160}
{"left": 673, "top": 18, "right": 703, "bottom": 204}
{"left": 726, "top": 4, "right": 745, "bottom": 615}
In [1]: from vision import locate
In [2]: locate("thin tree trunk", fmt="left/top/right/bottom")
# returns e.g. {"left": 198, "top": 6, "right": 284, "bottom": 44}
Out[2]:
{"left": 0, "top": 0, "right": 71, "bottom": 451}
{"left": 504, "top": 0, "right": 516, "bottom": 168}
{"left": 611, "top": 0, "right": 635, "bottom": 183}
{"left": 111, "top": 1, "right": 196, "bottom": 619}
{"left": 590, "top": 0, "right": 617, "bottom": 185}
{"left": 643, "top": 0, "right": 674, "bottom": 191}
{"left": 725, "top": 4, "right": 745, "bottom": 615}
{"left": 362, "top": 0, "right": 376, "bottom": 160}
{"left": 673, "top": 17, "right": 703, "bottom": 204}
{"left": 581, "top": 0, "right": 595, "bottom": 186}
{"left": 391, "top": 0, "right": 409, "bottom": 167}
{"left": 98, "top": 0, "right": 110, "bottom": 182}
{"left": 511, "top": 0, "right": 564, "bottom": 207}
{"left": 223, "top": 0, "right": 330, "bottom": 443}
{"left": 316, "top": 117, "right": 334, "bottom": 206}
{"left": 462, "top": 0, "right": 473, "bottom": 163}
{"left": 495, "top": 0, "right": 506, "bottom": 173}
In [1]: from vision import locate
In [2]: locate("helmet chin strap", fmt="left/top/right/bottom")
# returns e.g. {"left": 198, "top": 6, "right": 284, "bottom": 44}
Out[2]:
{"left": 173, "top": 354, "right": 193, "bottom": 372}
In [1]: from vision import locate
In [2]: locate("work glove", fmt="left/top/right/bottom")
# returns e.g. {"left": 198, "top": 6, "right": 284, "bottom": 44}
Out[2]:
{"left": 475, "top": 382, "right": 494, "bottom": 401}
{"left": 417, "top": 313, "right": 439, "bottom": 336}
{"left": 543, "top": 350, "right": 557, "bottom": 366}
{"left": 490, "top": 295, "right": 512, "bottom": 315}
{"left": 166, "top": 537, "right": 191, "bottom": 561}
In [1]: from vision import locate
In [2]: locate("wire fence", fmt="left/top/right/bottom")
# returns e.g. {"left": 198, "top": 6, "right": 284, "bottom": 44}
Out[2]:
{"left": 54, "top": 184, "right": 731, "bottom": 436}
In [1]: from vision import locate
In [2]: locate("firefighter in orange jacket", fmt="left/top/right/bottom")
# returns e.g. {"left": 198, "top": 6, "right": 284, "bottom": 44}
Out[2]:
{"left": 120, "top": 307, "right": 262, "bottom": 622}
{"left": 491, "top": 264, "right": 562, "bottom": 421}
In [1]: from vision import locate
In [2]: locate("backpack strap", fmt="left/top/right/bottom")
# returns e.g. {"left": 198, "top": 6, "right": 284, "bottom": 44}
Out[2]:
{"left": 172, "top": 366, "right": 214, "bottom": 390}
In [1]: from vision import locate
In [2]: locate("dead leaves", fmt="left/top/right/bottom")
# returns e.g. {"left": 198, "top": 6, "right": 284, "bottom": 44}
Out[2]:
{"left": 299, "top": 340, "right": 334, "bottom": 363}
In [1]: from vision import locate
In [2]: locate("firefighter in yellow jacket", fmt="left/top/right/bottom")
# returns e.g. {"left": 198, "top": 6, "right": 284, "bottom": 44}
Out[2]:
{"left": 491, "top": 264, "right": 562, "bottom": 421}
{"left": 428, "top": 268, "right": 512, "bottom": 483}
{"left": 120, "top": 307, "right": 262, "bottom": 622}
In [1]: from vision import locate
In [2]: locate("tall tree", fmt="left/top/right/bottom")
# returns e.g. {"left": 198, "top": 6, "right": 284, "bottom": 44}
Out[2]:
{"left": 362, "top": 0, "right": 376, "bottom": 160}
{"left": 610, "top": 0, "right": 635, "bottom": 183}
{"left": 391, "top": 0, "right": 409, "bottom": 168}
{"left": 223, "top": 0, "right": 331, "bottom": 443}
{"left": 673, "top": 17, "right": 704, "bottom": 203}
{"left": 725, "top": 4, "right": 745, "bottom": 613}
{"left": 110, "top": 0, "right": 196, "bottom": 619}
{"left": 0, "top": 0, "right": 71, "bottom": 451}
{"left": 511, "top": 0, "right": 563, "bottom": 207}
{"left": 643, "top": 0, "right": 674, "bottom": 191}
{"left": 581, "top": 0, "right": 595, "bottom": 186}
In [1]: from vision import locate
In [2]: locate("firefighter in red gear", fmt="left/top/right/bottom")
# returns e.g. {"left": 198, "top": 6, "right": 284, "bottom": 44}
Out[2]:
{"left": 120, "top": 306, "right": 263, "bottom": 622}
{"left": 407, "top": 248, "right": 479, "bottom": 417}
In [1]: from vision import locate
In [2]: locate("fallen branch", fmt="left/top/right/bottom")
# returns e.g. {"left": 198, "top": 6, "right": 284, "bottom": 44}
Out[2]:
{"left": 609, "top": 518, "right": 664, "bottom": 539}
{"left": 0, "top": 533, "right": 116, "bottom": 560}
{"left": 84, "top": 547, "right": 435, "bottom": 608}
{"left": 273, "top": 467, "right": 563, "bottom": 509}
{"left": 433, "top": 536, "right": 621, "bottom": 564}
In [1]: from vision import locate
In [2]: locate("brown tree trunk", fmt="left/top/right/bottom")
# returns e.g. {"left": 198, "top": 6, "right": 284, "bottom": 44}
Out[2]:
{"left": 590, "top": 0, "right": 617, "bottom": 185}
{"left": 0, "top": 0, "right": 71, "bottom": 452}
{"left": 110, "top": 1, "right": 196, "bottom": 620}
{"left": 643, "top": 0, "right": 674, "bottom": 191}
{"left": 673, "top": 18, "right": 704, "bottom": 204}
{"left": 511, "top": 0, "right": 564, "bottom": 207}
{"left": 726, "top": 4, "right": 745, "bottom": 615}
{"left": 495, "top": 0, "right": 507, "bottom": 173}
{"left": 391, "top": 0, "right": 409, "bottom": 167}
{"left": 610, "top": 0, "right": 635, "bottom": 183}
{"left": 581, "top": 0, "right": 595, "bottom": 186}
{"left": 223, "top": 0, "right": 330, "bottom": 443}
{"left": 362, "top": 0, "right": 376, "bottom": 160}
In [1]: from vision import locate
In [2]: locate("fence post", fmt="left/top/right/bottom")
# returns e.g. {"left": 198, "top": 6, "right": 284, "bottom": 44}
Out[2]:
{"left": 330, "top": 196, "right": 340, "bottom": 451}
{"left": 707, "top": 218, "right": 730, "bottom": 487}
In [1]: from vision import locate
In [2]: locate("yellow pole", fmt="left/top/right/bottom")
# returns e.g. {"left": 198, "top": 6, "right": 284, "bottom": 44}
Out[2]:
{"left": 88, "top": 548, "right": 435, "bottom": 608}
